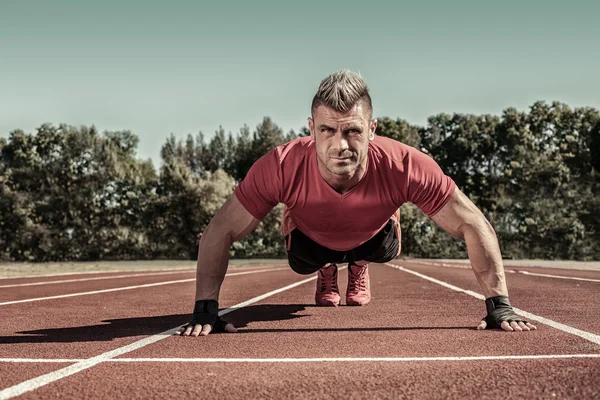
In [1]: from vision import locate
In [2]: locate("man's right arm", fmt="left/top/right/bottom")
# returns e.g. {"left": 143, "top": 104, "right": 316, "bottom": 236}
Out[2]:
{"left": 179, "top": 192, "right": 262, "bottom": 337}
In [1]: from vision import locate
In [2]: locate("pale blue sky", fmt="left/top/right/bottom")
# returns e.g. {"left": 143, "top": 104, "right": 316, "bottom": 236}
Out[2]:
{"left": 1, "top": 0, "right": 598, "bottom": 165}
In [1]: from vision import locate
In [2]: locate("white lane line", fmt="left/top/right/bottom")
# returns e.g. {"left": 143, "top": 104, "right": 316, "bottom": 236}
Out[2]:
{"left": 0, "top": 279, "right": 195, "bottom": 306}
{"left": 513, "top": 270, "right": 600, "bottom": 283}
{"left": 0, "top": 270, "right": 195, "bottom": 288}
{"left": 0, "top": 268, "right": 194, "bottom": 280}
{"left": 2, "top": 353, "right": 600, "bottom": 364}
{"left": 408, "top": 260, "right": 471, "bottom": 269}
{"left": 113, "top": 354, "right": 600, "bottom": 362}
{"left": 385, "top": 263, "right": 600, "bottom": 346}
{"left": 229, "top": 264, "right": 288, "bottom": 269}
{"left": 408, "top": 260, "right": 600, "bottom": 282}
{"left": 0, "top": 266, "right": 290, "bottom": 289}
{"left": 413, "top": 259, "right": 600, "bottom": 272}
{"left": 0, "top": 359, "right": 82, "bottom": 363}
{"left": 0, "top": 272, "right": 324, "bottom": 400}
{"left": 227, "top": 268, "right": 288, "bottom": 274}
{"left": 0, "top": 268, "right": 288, "bottom": 306}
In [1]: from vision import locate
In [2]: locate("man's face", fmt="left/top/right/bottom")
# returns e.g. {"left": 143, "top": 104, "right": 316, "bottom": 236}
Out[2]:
{"left": 308, "top": 103, "right": 377, "bottom": 178}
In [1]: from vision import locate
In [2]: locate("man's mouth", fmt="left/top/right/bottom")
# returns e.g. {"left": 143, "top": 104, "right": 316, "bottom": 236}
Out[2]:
{"left": 330, "top": 154, "right": 353, "bottom": 160}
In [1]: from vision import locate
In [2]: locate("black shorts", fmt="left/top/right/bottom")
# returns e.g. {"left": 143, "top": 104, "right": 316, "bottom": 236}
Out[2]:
{"left": 285, "top": 219, "right": 400, "bottom": 275}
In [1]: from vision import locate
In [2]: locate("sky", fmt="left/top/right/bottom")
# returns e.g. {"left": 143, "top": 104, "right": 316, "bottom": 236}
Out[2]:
{"left": 1, "top": 0, "right": 599, "bottom": 166}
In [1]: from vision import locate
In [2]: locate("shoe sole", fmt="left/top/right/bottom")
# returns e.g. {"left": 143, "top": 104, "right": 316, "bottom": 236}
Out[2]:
{"left": 346, "top": 299, "right": 370, "bottom": 306}
{"left": 315, "top": 298, "right": 340, "bottom": 307}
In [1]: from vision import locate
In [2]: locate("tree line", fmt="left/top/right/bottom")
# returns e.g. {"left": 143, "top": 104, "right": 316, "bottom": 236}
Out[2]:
{"left": 1, "top": 100, "right": 599, "bottom": 262}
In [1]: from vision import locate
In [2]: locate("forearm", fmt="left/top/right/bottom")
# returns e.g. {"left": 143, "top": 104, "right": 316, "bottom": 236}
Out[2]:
{"left": 462, "top": 221, "right": 508, "bottom": 298}
{"left": 194, "top": 223, "right": 233, "bottom": 302}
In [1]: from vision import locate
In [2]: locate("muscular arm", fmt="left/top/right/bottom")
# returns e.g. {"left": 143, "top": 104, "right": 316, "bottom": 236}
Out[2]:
{"left": 194, "top": 192, "right": 262, "bottom": 302}
{"left": 429, "top": 188, "right": 536, "bottom": 332}
{"left": 179, "top": 193, "right": 262, "bottom": 337}
{"left": 430, "top": 188, "right": 507, "bottom": 299}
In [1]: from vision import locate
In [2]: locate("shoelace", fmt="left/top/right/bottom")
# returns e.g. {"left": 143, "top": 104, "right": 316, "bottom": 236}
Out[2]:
{"left": 319, "top": 266, "right": 338, "bottom": 293}
{"left": 349, "top": 267, "right": 367, "bottom": 293}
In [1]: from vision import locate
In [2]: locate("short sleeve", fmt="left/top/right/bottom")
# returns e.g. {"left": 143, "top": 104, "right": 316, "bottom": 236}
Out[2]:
{"left": 234, "top": 149, "right": 282, "bottom": 220}
{"left": 405, "top": 149, "right": 456, "bottom": 217}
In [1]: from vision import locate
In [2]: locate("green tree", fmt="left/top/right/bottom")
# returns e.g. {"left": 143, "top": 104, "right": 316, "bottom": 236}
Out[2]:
{"left": 375, "top": 117, "right": 422, "bottom": 148}
{"left": 150, "top": 161, "right": 236, "bottom": 259}
{"left": 1, "top": 124, "right": 157, "bottom": 261}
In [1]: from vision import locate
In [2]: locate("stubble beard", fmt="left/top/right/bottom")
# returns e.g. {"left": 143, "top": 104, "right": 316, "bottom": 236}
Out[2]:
{"left": 320, "top": 151, "right": 360, "bottom": 178}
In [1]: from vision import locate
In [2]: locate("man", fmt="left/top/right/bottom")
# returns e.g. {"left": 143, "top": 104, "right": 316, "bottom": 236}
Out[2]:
{"left": 178, "top": 69, "right": 537, "bottom": 337}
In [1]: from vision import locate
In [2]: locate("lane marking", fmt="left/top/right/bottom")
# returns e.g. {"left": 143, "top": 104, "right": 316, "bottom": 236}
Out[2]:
{"left": 409, "top": 259, "right": 600, "bottom": 282}
{"left": 385, "top": 263, "right": 600, "bottom": 346}
{"left": 0, "top": 270, "right": 195, "bottom": 288}
{"left": 0, "top": 269, "right": 331, "bottom": 400}
{"left": 2, "top": 353, "right": 600, "bottom": 363}
{"left": 113, "top": 354, "right": 600, "bottom": 362}
{"left": 0, "top": 268, "right": 194, "bottom": 280}
{"left": 413, "top": 259, "right": 600, "bottom": 272}
{"left": 0, "top": 268, "right": 288, "bottom": 306}
{"left": 0, "top": 263, "right": 285, "bottom": 280}
{"left": 408, "top": 260, "right": 471, "bottom": 269}
{"left": 0, "top": 265, "right": 289, "bottom": 289}
{"left": 0, "top": 359, "right": 81, "bottom": 363}
{"left": 513, "top": 270, "right": 600, "bottom": 283}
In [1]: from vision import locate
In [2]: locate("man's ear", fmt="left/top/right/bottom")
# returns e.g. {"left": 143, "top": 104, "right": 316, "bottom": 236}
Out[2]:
{"left": 369, "top": 119, "right": 377, "bottom": 140}
{"left": 308, "top": 117, "right": 315, "bottom": 139}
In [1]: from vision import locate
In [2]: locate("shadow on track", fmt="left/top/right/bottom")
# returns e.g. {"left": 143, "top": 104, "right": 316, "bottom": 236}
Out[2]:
{"left": 0, "top": 314, "right": 192, "bottom": 344}
{"left": 0, "top": 304, "right": 306, "bottom": 343}
{"left": 225, "top": 304, "right": 475, "bottom": 333}
{"left": 0, "top": 304, "right": 475, "bottom": 344}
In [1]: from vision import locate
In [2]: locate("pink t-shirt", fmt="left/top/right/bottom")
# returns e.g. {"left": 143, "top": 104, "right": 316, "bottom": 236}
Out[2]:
{"left": 234, "top": 135, "right": 456, "bottom": 251}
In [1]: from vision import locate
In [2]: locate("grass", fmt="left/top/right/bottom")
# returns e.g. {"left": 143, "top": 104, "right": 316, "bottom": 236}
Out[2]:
{"left": 0, "top": 258, "right": 288, "bottom": 278}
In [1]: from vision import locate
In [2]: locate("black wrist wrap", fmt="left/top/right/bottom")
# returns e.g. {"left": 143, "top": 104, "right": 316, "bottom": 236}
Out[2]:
{"left": 483, "top": 296, "right": 527, "bottom": 329}
{"left": 187, "top": 300, "right": 229, "bottom": 333}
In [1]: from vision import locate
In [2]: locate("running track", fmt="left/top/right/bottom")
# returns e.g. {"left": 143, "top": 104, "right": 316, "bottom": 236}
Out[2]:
{"left": 0, "top": 260, "right": 599, "bottom": 399}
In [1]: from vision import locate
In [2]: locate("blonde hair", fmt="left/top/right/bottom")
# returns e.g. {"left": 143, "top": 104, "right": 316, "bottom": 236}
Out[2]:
{"left": 311, "top": 69, "right": 372, "bottom": 117}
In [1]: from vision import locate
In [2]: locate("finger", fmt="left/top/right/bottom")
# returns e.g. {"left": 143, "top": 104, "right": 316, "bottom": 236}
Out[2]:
{"left": 190, "top": 324, "right": 204, "bottom": 337}
{"left": 181, "top": 325, "right": 194, "bottom": 336}
{"left": 525, "top": 322, "right": 537, "bottom": 330}
{"left": 224, "top": 323, "right": 238, "bottom": 333}
{"left": 517, "top": 321, "right": 530, "bottom": 331}
{"left": 501, "top": 321, "right": 514, "bottom": 332}
{"left": 510, "top": 321, "right": 523, "bottom": 332}
{"left": 477, "top": 320, "right": 487, "bottom": 330}
{"left": 199, "top": 324, "right": 213, "bottom": 336}
{"left": 175, "top": 326, "right": 188, "bottom": 336}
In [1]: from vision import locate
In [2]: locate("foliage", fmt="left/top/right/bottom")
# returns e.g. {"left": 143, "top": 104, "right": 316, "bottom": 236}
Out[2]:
{"left": 1, "top": 101, "right": 599, "bottom": 261}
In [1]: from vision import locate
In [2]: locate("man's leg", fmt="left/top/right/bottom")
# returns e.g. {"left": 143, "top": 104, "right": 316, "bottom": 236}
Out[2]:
{"left": 285, "top": 229, "right": 347, "bottom": 306}
{"left": 345, "top": 219, "right": 401, "bottom": 306}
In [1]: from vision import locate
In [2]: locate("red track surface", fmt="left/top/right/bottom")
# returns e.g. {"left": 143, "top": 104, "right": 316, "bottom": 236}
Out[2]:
{"left": 1, "top": 260, "right": 599, "bottom": 399}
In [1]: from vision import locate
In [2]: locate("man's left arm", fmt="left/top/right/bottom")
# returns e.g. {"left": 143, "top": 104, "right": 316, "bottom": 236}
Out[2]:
{"left": 430, "top": 188, "right": 537, "bottom": 332}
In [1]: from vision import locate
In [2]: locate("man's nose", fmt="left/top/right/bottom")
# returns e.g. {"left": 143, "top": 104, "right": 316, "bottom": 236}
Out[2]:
{"left": 333, "top": 132, "right": 349, "bottom": 150}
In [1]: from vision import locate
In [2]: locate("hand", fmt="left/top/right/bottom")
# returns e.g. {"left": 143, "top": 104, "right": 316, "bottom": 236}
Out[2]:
{"left": 176, "top": 300, "right": 238, "bottom": 336}
{"left": 476, "top": 296, "right": 537, "bottom": 332}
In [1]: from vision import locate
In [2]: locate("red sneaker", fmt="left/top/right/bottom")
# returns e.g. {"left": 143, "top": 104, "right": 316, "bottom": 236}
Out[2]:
{"left": 315, "top": 264, "right": 340, "bottom": 306}
{"left": 346, "top": 263, "right": 371, "bottom": 306}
